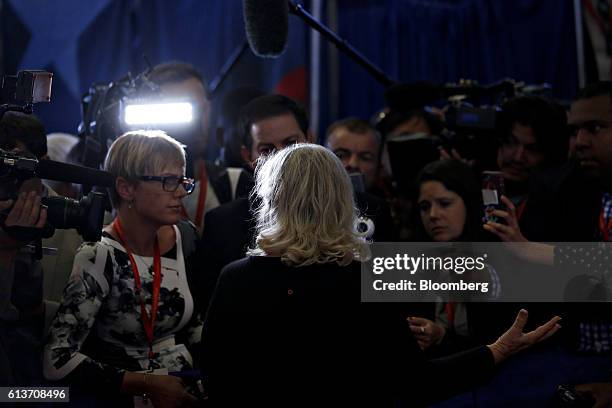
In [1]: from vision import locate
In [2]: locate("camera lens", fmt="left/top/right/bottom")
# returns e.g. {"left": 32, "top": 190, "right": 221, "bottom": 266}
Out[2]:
{"left": 42, "top": 196, "right": 82, "bottom": 229}
{"left": 41, "top": 192, "right": 106, "bottom": 241}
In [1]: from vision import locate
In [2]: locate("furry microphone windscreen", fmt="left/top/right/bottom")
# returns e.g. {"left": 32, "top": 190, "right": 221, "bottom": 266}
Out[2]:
{"left": 243, "top": 0, "right": 289, "bottom": 58}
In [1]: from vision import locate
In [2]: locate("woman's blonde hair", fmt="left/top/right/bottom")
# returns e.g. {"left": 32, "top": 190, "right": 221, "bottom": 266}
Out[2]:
{"left": 104, "top": 130, "right": 186, "bottom": 208}
{"left": 248, "top": 143, "right": 369, "bottom": 266}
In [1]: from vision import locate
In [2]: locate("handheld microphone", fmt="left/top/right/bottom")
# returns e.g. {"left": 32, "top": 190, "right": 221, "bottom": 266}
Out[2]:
{"left": 243, "top": 0, "right": 289, "bottom": 58}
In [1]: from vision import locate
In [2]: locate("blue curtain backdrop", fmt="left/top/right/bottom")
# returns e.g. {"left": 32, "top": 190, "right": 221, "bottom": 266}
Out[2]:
{"left": 1, "top": 0, "right": 308, "bottom": 157}
{"left": 327, "top": 0, "right": 578, "bottom": 129}
{"left": 2, "top": 0, "right": 577, "bottom": 152}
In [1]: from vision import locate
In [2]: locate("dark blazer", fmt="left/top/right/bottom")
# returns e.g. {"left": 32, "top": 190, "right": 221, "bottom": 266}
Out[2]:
{"left": 205, "top": 161, "right": 254, "bottom": 205}
{"left": 196, "top": 192, "right": 396, "bottom": 315}
{"left": 520, "top": 163, "right": 602, "bottom": 242}
{"left": 517, "top": 163, "right": 609, "bottom": 348}
{"left": 200, "top": 257, "right": 496, "bottom": 407}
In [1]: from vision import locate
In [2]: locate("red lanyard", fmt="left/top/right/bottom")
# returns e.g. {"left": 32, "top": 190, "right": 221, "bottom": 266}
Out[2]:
{"left": 195, "top": 161, "right": 208, "bottom": 229}
{"left": 180, "top": 160, "right": 208, "bottom": 231}
{"left": 599, "top": 207, "right": 612, "bottom": 242}
{"left": 114, "top": 217, "right": 162, "bottom": 360}
{"left": 445, "top": 302, "right": 455, "bottom": 328}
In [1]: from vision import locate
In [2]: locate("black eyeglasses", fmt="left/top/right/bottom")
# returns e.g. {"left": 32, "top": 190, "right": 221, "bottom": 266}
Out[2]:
{"left": 139, "top": 175, "right": 195, "bottom": 194}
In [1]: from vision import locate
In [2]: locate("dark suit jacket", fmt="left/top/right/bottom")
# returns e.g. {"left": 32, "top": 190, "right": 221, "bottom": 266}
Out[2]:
{"left": 516, "top": 164, "right": 609, "bottom": 348}
{"left": 520, "top": 163, "right": 602, "bottom": 242}
{"left": 196, "top": 192, "right": 396, "bottom": 315}
{"left": 200, "top": 257, "right": 495, "bottom": 407}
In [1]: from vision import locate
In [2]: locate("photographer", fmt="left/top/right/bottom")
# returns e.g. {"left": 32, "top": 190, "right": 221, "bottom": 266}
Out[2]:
{"left": 0, "top": 111, "right": 84, "bottom": 303}
{"left": 0, "top": 112, "right": 56, "bottom": 386}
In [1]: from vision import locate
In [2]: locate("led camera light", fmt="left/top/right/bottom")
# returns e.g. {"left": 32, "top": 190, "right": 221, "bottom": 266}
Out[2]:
{"left": 123, "top": 102, "right": 193, "bottom": 125}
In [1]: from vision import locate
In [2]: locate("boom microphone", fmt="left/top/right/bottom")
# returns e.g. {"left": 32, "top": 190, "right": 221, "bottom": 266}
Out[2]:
{"left": 243, "top": 0, "right": 289, "bottom": 58}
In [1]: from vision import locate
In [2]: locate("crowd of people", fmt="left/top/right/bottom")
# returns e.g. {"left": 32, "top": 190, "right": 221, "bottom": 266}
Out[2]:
{"left": 0, "top": 60, "right": 611, "bottom": 407}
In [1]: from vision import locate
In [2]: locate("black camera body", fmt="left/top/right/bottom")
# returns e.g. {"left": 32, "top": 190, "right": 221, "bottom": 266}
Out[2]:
{"left": 0, "top": 149, "right": 38, "bottom": 200}
{"left": 440, "top": 79, "right": 553, "bottom": 173}
{"left": 1, "top": 70, "right": 52, "bottom": 120}
{"left": 0, "top": 149, "right": 107, "bottom": 242}
{"left": 78, "top": 70, "right": 163, "bottom": 171}
{"left": 381, "top": 79, "right": 554, "bottom": 191}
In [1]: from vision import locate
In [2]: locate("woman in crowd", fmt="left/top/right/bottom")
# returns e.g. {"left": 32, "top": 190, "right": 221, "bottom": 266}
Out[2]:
{"left": 200, "top": 144, "right": 560, "bottom": 406}
{"left": 407, "top": 159, "right": 498, "bottom": 355}
{"left": 44, "top": 131, "right": 201, "bottom": 407}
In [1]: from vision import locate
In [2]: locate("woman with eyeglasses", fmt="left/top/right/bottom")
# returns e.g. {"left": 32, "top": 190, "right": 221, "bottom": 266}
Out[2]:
{"left": 44, "top": 131, "right": 201, "bottom": 408}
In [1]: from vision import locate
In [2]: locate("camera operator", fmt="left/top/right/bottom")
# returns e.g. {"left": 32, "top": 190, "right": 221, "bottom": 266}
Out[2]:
{"left": 147, "top": 62, "right": 252, "bottom": 234}
{"left": 0, "top": 112, "right": 84, "bottom": 300}
{"left": 0, "top": 112, "right": 62, "bottom": 386}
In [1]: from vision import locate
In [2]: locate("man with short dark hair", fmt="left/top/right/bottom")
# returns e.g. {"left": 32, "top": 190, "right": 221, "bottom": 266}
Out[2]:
{"left": 326, "top": 117, "right": 381, "bottom": 193}
{"left": 486, "top": 96, "right": 569, "bottom": 241}
{"left": 238, "top": 94, "right": 312, "bottom": 169}
{"left": 495, "top": 96, "right": 568, "bottom": 198}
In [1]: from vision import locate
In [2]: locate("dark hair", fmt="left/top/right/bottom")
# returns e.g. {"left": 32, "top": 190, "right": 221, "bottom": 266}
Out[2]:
{"left": 575, "top": 80, "right": 612, "bottom": 100}
{"left": 413, "top": 159, "right": 484, "bottom": 241}
{"left": 220, "top": 87, "right": 267, "bottom": 128}
{"left": 219, "top": 87, "right": 266, "bottom": 167}
{"left": 379, "top": 109, "right": 444, "bottom": 136}
{"left": 0, "top": 112, "right": 47, "bottom": 159}
{"left": 147, "top": 61, "right": 208, "bottom": 98}
{"left": 327, "top": 117, "right": 372, "bottom": 136}
{"left": 497, "top": 96, "right": 568, "bottom": 166}
{"left": 238, "top": 94, "right": 309, "bottom": 151}
{"left": 326, "top": 117, "right": 381, "bottom": 144}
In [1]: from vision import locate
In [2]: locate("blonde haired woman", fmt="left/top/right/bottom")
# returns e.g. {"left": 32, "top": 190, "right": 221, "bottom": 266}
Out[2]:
{"left": 201, "top": 143, "right": 561, "bottom": 406}
{"left": 44, "top": 131, "right": 201, "bottom": 407}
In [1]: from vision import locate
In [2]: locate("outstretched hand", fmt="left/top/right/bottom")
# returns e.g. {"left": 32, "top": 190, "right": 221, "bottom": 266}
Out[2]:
{"left": 487, "top": 309, "right": 561, "bottom": 364}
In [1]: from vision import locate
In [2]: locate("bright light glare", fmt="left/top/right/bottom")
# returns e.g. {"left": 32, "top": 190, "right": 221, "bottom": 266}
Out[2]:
{"left": 124, "top": 102, "right": 193, "bottom": 125}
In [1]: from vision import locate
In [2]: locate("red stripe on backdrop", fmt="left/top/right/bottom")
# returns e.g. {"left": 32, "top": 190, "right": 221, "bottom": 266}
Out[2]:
{"left": 274, "top": 66, "right": 308, "bottom": 105}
